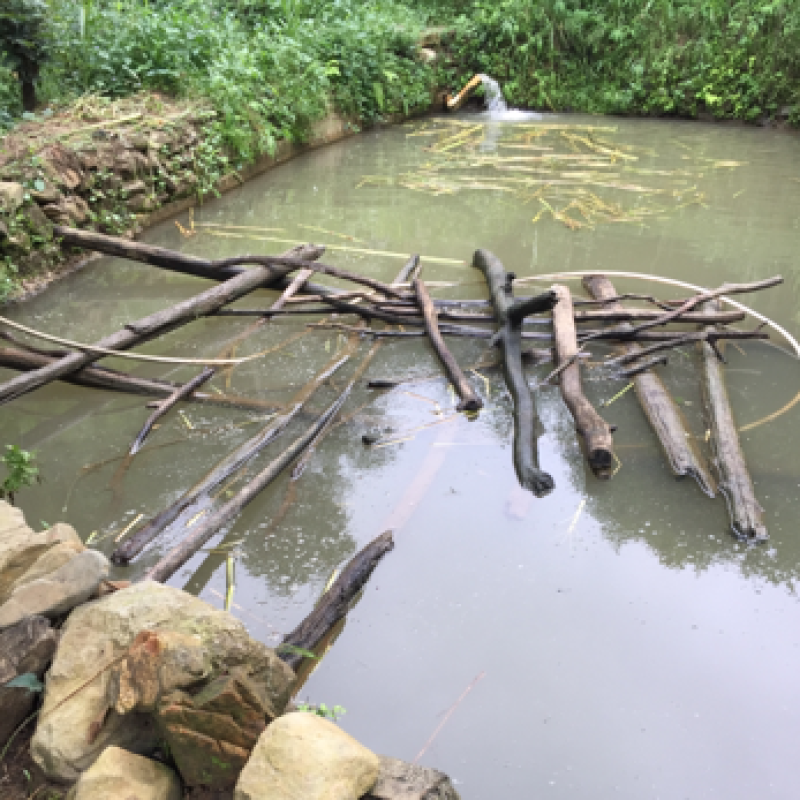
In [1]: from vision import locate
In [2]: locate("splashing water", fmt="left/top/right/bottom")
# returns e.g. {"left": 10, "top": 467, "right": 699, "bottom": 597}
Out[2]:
{"left": 478, "top": 74, "right": 508, "bottom": 113}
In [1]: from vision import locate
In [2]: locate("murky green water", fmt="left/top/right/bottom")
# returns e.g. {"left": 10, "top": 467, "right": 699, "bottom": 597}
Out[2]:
{"left": 3, "top": 112, "right": 800, "bottom": 798}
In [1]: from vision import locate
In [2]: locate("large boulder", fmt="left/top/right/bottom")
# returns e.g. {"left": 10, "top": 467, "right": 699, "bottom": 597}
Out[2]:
{"left": 365, "top": 757, "right": 461, "bottom": 800}
{"left": 0, "top": 549, "right": 109, "bottom": 629}
{"left": 0, "top": 615, "right": 59, "bottom": 744}
{"left": 65, "top": 746, "right": 181, "bottom": 800}
{"left": 234, "top": 711, "right": 381, "bottom": 800}
{"left": 0, "top": 505, "right": 85, "bottom": 605}
{"left": 157, "top": 669, "right": 279, "bottom": 788}
{"left": 31, "top": 581, "right": 295, "bottom": 782}
{"left": 0, "top": 181, "right": 25, "bottom": 213}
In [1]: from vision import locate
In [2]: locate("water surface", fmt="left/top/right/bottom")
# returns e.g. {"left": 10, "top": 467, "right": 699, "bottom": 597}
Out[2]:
{"left": 3, "top": 112, "right": 800, "bottom": 799}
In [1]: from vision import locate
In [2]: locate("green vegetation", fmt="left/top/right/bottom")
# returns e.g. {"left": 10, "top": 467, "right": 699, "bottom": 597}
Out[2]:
{"left": 1, "top": 0, "right": 439, "bottom": 162}
{"left": 0, "top": 445, "right": 40, "bottom": 505}
{"left": 297, "top": 701, "right": 347, "bottom": 721}
{"left": 449, "top": 0, "right": 800, "bottom": 123}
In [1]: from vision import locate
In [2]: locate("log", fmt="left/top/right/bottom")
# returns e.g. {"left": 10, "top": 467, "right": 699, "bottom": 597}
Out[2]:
{"left": 699, "top": 300, "right": 767, "bottom": 541}
{"left": 279, "top": 531, "right": 394, "bottom": 671}
{"left": 0, "top": 346, "right": 279, "bottom": 412}
{"left": 414, "top": 278, "right": 482, "bottom": 412}
{"left": 112, "top": 350, "right": 351, "bottom": 564}
{"left": 143, "top": 387, "right": 356, "bottom": 583}
{"left": 53, "top": 226, "right": 340, "bottom": 298}
{"left": 393, "top": 254, "right": 421, "bottom": 287}
{"left": 0, "top": 243, "right": 324, "bottom": 404}
{"left": 270, "top": 268, "right": 314, "bottom": 312}
{"left": 582, "top": 275, "right": 715, "bottom": 497}
{"left": 551, "top": 285, "right": 614, "bottom": 477}
{"left": 620, "top": 355, "right": 668, "bottom": 379}
{"left": 473, "top": 249, "right": 557, "bottom": 496}
{"left": 129, "top": 368, "right": 215, "bottom": 455}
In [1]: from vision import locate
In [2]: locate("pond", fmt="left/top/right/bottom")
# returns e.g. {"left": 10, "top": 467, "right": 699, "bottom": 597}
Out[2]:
{"left": 3, "top": 110, "right": 800, "bottom": 799}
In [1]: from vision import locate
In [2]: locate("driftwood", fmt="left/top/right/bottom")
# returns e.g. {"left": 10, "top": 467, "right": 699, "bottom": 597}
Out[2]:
{"left": 112, "top": 350, "right": 352, "bottom": 564}
{"left": 279, "top": 530, "right": 394, "bottom": 671}
{"left": 143, "top": 387, "right": 356, "bottom": 583}
{"left": 54, "top": 226, "right": 341, "bottom": 298}
{"left": 473, "top": 249, "right": 557, "bottom": 496}
{"left": 583, "top": 275, "right": 716, "bottom": 497}
{"left": 129, "top": 368, "right": 215, "bottom": 455}
{"left": 620, "top": 355, "right": 668, "bottom": 379}
{"left": 0, "top": 345, "right": 279, "bottom": 412}
{"left": 605, "top": 329, "right": 768, "bottom": 367}
{"left": 414, "top": 278, "right": 482, "bottom": 412}
{"left": 0, "top": 243, "right": 324, "bottom": 404}
{"left": 551, "top": 285, "right": 614, "bottom": 477}
{"left": 699, "top": 301, "right": 768, "bottom": 541}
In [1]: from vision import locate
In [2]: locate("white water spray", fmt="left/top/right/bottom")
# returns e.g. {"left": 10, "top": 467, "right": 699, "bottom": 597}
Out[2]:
{"left": 477, "top": 74, "right": 508, "bottom": 113}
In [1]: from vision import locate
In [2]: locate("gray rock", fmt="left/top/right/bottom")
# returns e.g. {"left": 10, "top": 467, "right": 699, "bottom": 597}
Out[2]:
{"left": 31, "top": 581, "right": 295, "bottom": 782}
{"left": 26, "top": 202, "right": 54, "bottom": 238}
{"left": 121, "top": 179, "right": 147, "bottom": 198}
{"left": 0, "top": 549, "right": 110, "bottom": 629}
{"left": 30, "top": 180, "right": 62, "bottom": 205}
{"left": 65, "top": 746, "right": 182, "bottom": 800}
{"left": 0, "top": 616, "right": 59, "bottom": 745}
{"left": 234, "top": 711, "right": 381, "bottom": 800}
{"left": 365, "top": 757, "right": 461, "bottom": 800}
{"left": 0, "top": 181, "right": 25, "bottom": 213}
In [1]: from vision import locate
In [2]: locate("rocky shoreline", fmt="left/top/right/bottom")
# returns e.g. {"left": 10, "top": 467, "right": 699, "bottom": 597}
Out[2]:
{"left": 0, "top": 500, "right": 459, "bottom": 799}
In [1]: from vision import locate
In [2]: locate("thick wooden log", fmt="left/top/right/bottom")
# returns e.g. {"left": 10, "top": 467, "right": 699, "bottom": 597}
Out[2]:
{"left": 473, "top": 249, "right": 557, "bottom": 496}
{"left": 699, "top": 300, "right": 767, "bottom": 541}
{"left": 0, "top": 243, "right": 324, "bottom": 405}
{"left": 53, "top": 226, "right": 338, "bottom": 297}
{"left": 143, "top": 388, "right": 356, "bottom": 583}
{"left": 129, "top": 368, "right": 215, "bottom": 455}
{"left": 0, "top": 345, "right": 279, "bottom": 412}
{"left": 582, "top": 275, "right": 715, "bottom": 497}
{"left": 113, "top": 350, "right": 351, "bottom": 564}
{"left": 279, "top": 531, "right": 394, "bottom": 671}
{"left": 551, "top": 285, "right": 614, "bottom": 477}
{"left": 414, "top": 278, "right": 482, "bottom": 412}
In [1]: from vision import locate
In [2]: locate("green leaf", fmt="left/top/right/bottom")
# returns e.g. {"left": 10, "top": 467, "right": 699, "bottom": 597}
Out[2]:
{"left": 277, "top": 644, "right": 318, "bottom": 659}
{"left": 33, "top": 179, "right": 45, "bottom": 193}
{"left": 373, "top": 82, "right": 385, "bottom": 111}
{"left": 5, "top": 672, "right": 43, "bottom": 693}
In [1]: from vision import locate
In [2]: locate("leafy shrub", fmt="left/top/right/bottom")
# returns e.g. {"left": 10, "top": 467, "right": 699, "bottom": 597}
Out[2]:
{"left": 0, "top": 0, "right": 53, "bottom": 111}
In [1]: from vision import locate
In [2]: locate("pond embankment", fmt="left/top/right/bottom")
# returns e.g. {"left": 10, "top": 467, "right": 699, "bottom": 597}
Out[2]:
{"left": 0, "top": 79, "right": 446, "bottom": 304}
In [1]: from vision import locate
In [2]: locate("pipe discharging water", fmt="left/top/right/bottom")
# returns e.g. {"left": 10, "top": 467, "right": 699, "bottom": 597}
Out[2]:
{"left": 446, "top": 73, "right": 508, "bottom": 113}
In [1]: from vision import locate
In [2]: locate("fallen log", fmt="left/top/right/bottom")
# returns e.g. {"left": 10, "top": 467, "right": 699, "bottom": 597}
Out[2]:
{"left": 129, "top": 368, "right": 215, "bottom": 455}
{"left": 620, "top": 355, "right": 668, "bottom": 379}
{"left": 605, "top": 329, "right": 768, "bottom": 367}
{"left": 279, "top": 531, "right": 395, "bottom": 671}
{"left": 112, "top": 349, "right": 352, "bottom": 564}
{"left": 143, "top": 387, "right": 357, "bottom": 583}
{"left": 53, "top": 225, "right": 341, "bottom": 298}
{"left": 414, "top": 278, "right": 482, "bottom": 412}
{"left": 582, "top": 275, "right": 715, "bottom": 497}
{"left": 551, "top": 285, "right": 614, "bottom": 477}
{"left": 473, "top": 249, "right": 557, "bottom": 496}
{"left": 699, "top": 300, "right": 768, "bottom": 541}
{"left": 0, "top": 243, "right": 324, "bottom": 404}
{"left": 0, "top": 346, "right": 280, "bottom": 412}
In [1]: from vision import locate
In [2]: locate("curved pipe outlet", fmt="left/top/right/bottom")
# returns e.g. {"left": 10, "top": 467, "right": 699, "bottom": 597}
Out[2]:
{"left": 446, "top": 74, "right": 483, "bottom": 111}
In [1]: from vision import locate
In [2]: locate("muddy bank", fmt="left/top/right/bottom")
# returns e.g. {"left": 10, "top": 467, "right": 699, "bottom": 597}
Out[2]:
{"left": 0, "top": 90, "right": 445, "bottom": 305}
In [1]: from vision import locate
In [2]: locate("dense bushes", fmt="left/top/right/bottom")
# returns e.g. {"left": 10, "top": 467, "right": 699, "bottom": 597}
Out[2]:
{"left": 2, "top": 0, "right": 437, "bottom": 162}
{"left": 449, "top": 0, "right": 800, "bottom": 123}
